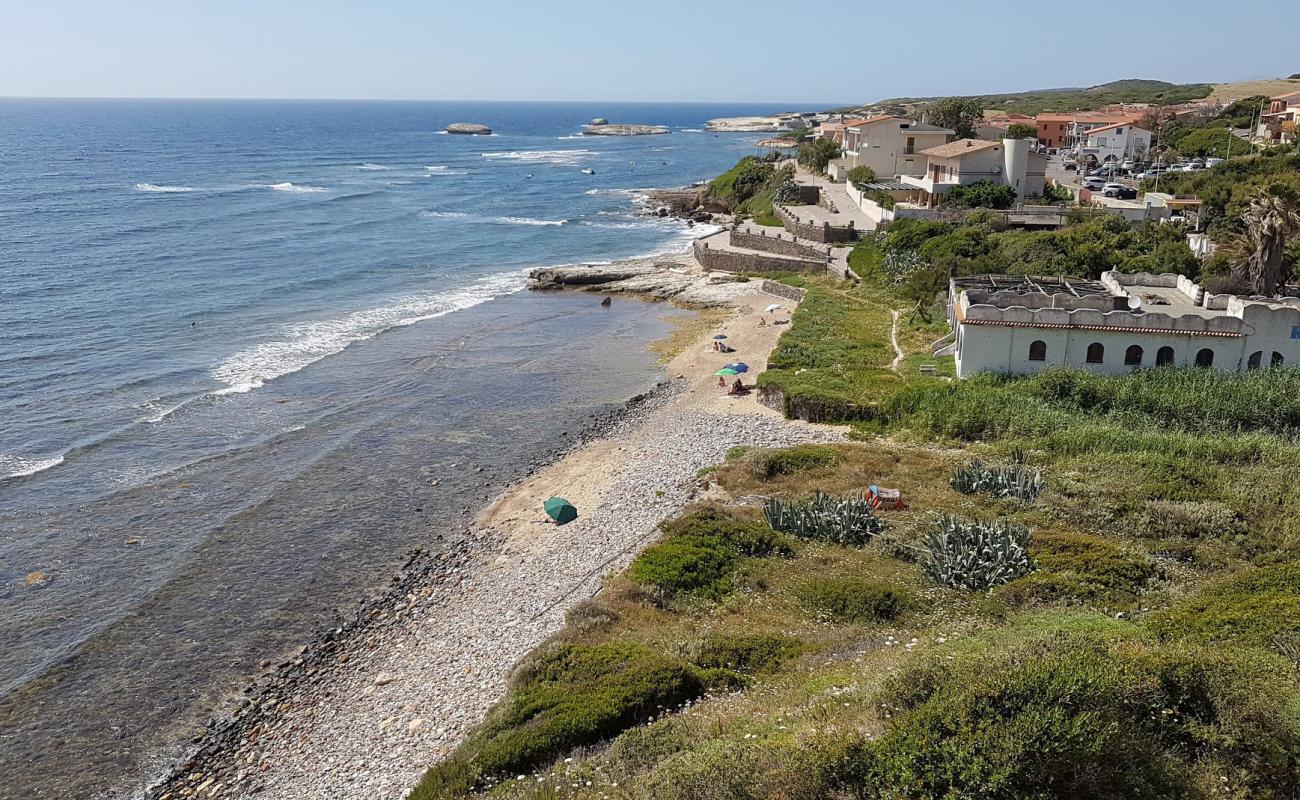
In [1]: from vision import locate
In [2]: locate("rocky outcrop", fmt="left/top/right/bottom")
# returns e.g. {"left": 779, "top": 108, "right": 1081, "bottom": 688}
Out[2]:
{"left": 590, "top": 117, "right": 609, "bottom": 126}
{"left": 445, "top": 123, "right": 492, "bottom": 135}
{"left": 528, "top": 263, "right": 756, "bottom": 307}
{"left": 705, "top": 115, "right": 806, "bottom": 132}
{"left": 582, "top": 123, "right": 670, "bottom": 136}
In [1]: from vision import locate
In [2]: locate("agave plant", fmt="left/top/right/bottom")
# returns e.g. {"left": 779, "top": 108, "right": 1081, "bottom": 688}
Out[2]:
{"left": 922, "top": 514, "right": 1033, "bottom": 591}
{"left": 950, "top": 454, "right": 1043, "bottom": 502}
{"left": 763, "top": 493, "right": 884, "bottom": 547}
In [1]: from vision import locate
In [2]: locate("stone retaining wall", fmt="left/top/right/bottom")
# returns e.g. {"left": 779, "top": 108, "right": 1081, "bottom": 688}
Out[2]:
{"left": 693, "top": 240, "right": 825, "bottom": 274}
{"left": 774, "top": 204, "right": 858, "bottom": 243}
{"left": 759, "top": 279, "right": 807, "bottom": 303}
{"left": 730, "top": 228, "right": 833, "bottom": 261}
{"left": 795, "top": 184, "right": 820, "bottom": 205}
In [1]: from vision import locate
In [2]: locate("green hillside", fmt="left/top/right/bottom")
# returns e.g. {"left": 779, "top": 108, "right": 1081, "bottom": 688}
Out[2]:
{"left": 843, "top": 78, "right": 1215, "bottom": 117}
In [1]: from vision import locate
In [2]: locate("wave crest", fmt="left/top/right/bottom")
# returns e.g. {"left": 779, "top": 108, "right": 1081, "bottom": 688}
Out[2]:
{"left": 210, "top": 271, "right": 529, "bottom": 394}
{"left": 134, "top": 183, "right": 196, "bottom": 193}
{"left": 1, "top": 453, "right": 65, "bottom": 480}
{"left": 266, "top": 182, "right": 328, "bottom": 193}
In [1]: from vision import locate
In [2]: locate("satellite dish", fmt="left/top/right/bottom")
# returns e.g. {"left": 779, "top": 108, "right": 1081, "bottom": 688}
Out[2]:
{"left": 1127, "top": 295, "right": 1142, "bottom": 311}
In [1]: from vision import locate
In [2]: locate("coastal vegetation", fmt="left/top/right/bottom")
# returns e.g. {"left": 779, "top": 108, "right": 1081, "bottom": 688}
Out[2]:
{"left": 410, "top": 148, "right": 1300, "bottom": 800}
{"left": 842, "top": 79, "right": 1216, "bottom": 118}
{"left": 706, "top": 156, "right": 797, "bottom": 225}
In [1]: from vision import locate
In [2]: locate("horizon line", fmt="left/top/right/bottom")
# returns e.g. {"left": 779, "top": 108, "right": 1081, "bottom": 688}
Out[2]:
{"left": 0, "top": 94, "right": 847, "bottom": 107}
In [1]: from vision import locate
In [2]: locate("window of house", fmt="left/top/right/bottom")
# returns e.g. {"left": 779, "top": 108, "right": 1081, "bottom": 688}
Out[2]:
{"left": 1195, "top": 348, "right": 1214, "bottom": 368}
{"left": 1156, "top": 346, "right": 1175, "bottom": 366}
{"left": 1028, "top": 340, "right": 1046, "bottom": 361}
{"left": 1248, "top": 350, "right": 1263, "bottom": 369}
{"left": 1086, "top": 342, "right": 1104, "bottom": 364}
{"left": 1273, "top": 351, "right": 1285, "bottom": 367}
{"left": 1124, "top": 345, "right": 1143, "bottom": 366}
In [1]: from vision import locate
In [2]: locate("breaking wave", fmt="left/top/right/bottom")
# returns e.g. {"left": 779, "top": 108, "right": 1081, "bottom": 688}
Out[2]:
{"left": 1, "top": 453, "right": 66, "bottom": 480}
{"left": 266, "top": 182, "right": 328, "bottom": 193}
{"left": 210, "top": 271, "right": 529, "bottom": 395}
{"left": 134, "top": 183, "right": 196, "bottom": 193}
{"left": 355, "top": 163, "right": 391, "bottom": 171}
{"left": 481, "top": 149, "right": 595, "bottom": 166}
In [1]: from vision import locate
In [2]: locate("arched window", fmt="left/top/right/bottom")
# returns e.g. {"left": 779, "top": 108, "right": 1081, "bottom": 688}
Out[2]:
{"left": 1195, "top": 348, "right": 1214, "bottom": 368}
{"left": 1028, "top": 340, "right": 1047, "bottom": 361}
{"left": 1156, "top": 346, "right": 1175, "bottom": 367}
{"left": 1124, "top": 345, "right": 1143, "bottom": 366}
{"left": 1272, "top": 351, "right": 1285, "bottom": 367}
{"left": 1248, "top": 351, "right": 1263, "bottom": 369}
{"left": 1086, "top": 342, "right": 1105, "bottom": 364}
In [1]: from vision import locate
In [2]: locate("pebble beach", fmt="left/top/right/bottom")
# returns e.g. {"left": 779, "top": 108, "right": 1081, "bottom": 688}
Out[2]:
{"left": 139, "top": 274, "right": 843, "bottom": 800}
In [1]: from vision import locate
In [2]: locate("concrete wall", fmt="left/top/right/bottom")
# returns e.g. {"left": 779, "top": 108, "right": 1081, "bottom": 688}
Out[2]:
{"left": 759, "top": 279, "right": 808, "bottom": 303}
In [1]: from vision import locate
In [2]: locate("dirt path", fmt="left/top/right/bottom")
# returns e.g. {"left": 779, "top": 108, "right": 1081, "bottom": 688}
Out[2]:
{"left": 889, "top": 310, "right": 905, "bottom": 371}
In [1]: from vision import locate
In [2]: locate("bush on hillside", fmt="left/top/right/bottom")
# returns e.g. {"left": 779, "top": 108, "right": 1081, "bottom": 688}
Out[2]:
{"left": 764, "top": 493, "right": 885, "bottom": 547}
{"left": 693, "top": 632, "right": 802, "bottom": 674}
{"left": 628, "top": 508, "right": 795, "bottom": 601}
{"left": 795, "top": 577, "right": 908, "bottom": 623}
{"left": 1150, "top": 562, "right": 1300, "bottom": 651}
{"left": 922, "top": 515, "right": 1033, "bottom": 591}
{"left": 1137, "top": 499, "right": 1247, "bottom": 541}
{"left": 939, "top": 180, "right": 1017, "bottom": 210}
{"left": 998, "top": 532, "right": 1153, "bottom": 606}
{"left": 850, "top": 616, "right": 1300, "bottom": 799}
{"left": 747, "top": 444, "right": 845, "bottom": 479}
{"left": 846, "top": 165, "right": 877, "bottom": 189}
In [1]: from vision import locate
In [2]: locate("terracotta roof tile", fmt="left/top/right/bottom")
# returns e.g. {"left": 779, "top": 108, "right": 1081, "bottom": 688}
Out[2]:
{"left": 918, "top": 138, "right": 1002, "bottom": 159}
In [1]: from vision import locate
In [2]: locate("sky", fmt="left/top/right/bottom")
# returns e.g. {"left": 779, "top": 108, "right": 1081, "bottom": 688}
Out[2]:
{"left": 2, "top": 0, "right": 1298, "bottom": 105}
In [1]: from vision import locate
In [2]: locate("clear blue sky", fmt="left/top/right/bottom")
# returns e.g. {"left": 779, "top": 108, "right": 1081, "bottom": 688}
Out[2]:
{"left": 2, "top": 0, "right": 1297, "bottom": 104}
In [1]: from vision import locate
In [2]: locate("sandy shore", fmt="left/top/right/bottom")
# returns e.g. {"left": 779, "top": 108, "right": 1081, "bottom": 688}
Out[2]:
{"left": 138, "top": 262, "right": 841, "bottom": 800}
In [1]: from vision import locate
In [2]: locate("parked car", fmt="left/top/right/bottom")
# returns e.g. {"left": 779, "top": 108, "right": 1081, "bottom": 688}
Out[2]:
{"left": 1205, "top": 157, "right": 1225, "bottom": 168}
{"left": 1101, "top": 182, "right": 1126, "bottom": 196}
{"left": 1115, "top": 186, "right": 1138, "bottom": 199}
{"left": 1081, "top": 176, "right": 1107, "bottom": 191}
{"left": 1063, "top": 160, "right": 1077, "bottom": 171}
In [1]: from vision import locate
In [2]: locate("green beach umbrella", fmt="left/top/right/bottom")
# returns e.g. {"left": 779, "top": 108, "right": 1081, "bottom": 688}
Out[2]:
{"left": 543, "top": 496, "right": 578, "bottom": 525}
{"left": 714, "top": 367, "right": 739, "bottom": 376}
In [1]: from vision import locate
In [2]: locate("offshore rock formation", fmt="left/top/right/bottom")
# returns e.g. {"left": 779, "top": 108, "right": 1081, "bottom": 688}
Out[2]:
{"left": 445, "top": 123, "right": 492, "bottom": 135}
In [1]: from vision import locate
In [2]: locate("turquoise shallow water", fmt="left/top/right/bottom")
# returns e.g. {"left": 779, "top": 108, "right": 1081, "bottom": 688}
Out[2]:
{"left": 0, "top": 99, "right": 788, "bottom": 797}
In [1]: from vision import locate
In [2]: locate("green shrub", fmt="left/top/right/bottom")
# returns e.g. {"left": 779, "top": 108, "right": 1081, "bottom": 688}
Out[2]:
{"left": 628, "top": 509, "right": 794, "bottom": 600}
{"left": 464, "top": 642, "right": 703, "bottom": 779}
{"left": 409, "top": 759, "right": 473, "bottom": 800}
{"left": 795, "top": 577, "right": 908, "bottom": 623}
{"left": 846, "top": 165, "right": 877, "bottom": 189}
{"left": 749, "top": 444, "right": 845, "bottom": 478}
{"left": 694, "top": 632, "right": 802, "bottom": 674}
{"left": 639, "top": 739, "right": 840, "bottom": 800}
{"left": 608, "top": 718, "right": 694, "bottom": 779}
{"left": 627, "top": 536, "right": 736, "bottom": 600}
{"left": 854, "top": 616, "right": 1300, "bottom": 799}
{"left": 999, "top": 532, "right": 1153, "bottom": 605}
{"left": 660, "top": 508, "right": 795, "bottom": 558}
{"left": 1150, "top": 562, "right": 1300, "bottom": 650}
{"left": 1137, "top": 499, "right": 1246, "bottom": 540}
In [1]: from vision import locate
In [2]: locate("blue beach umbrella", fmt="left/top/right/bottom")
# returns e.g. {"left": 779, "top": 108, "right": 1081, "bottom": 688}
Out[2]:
{"left": 713, "top": 334, "right": 728, "bottom": 340}
{"left": 724, "top": 362, "right": 750, "bottom": 373}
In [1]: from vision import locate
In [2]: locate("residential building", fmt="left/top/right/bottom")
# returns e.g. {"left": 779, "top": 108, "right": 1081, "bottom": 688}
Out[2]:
{"left": 944, "top": 272, "right": 1300, "bottom": 378}
{"left": 838, "top": 116, "right": 953, "bottom": 178}
{"left": 1258, "top": 90, "right": 1300, "bottom": 144}
{"left": 1080, "top": 122, "right": 1152, "bottom": 164}
{"left": 899, "top": 138, "right": 1046, "bottom": 206}
{"left": 976, "top": 112, "right": 1035, "bottom": 140}
{"left": 817, "top": 120, "right": 849, "bottom": 146}
{"left": 1033, "top": 111, "right": 1142, "bottom": 149}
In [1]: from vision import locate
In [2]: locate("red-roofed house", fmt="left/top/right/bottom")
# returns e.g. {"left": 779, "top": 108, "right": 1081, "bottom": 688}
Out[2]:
{"left": 1258, "top": 90, "right": 1300, "bottom": 144}
{"left": 899, "top": 138, "right": 1046, "bottom": 206}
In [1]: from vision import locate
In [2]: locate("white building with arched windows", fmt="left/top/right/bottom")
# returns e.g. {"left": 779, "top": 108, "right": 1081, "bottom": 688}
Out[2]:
{"left": 943, "top": 272, "right": 1300, "bottom": 378}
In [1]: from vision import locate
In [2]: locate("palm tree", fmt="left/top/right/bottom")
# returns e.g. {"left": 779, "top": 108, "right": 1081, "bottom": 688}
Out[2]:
{"left": 1229, "top": 185, "right": 1300, "bottom": 296}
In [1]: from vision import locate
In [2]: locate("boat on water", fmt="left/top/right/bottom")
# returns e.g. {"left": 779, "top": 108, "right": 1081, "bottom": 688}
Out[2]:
{"left": 580, "top": 168, "right": 595, "bottom": 175}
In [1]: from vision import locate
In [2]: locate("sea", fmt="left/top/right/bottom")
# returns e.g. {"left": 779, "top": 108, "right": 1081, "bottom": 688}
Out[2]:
{"left": 0, "top": 99, "right": 789, "bottom": 798}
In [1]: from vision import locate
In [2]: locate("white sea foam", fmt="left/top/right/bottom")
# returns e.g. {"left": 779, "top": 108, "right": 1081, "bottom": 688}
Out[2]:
{"left": 0, "top": 453, "right": 65, "bottom": 480}
{"left": 494, "top": 216, "right": 567, "bottom": 226}
{"left": 481, "top": 149, "right": 595, "bottom": 166}
{"left": 555, "top": 134, "right": 586, "bottom": 140}
{"left": 679, "top": 128, "right": 704, "bottom": 133}
{"left": 134, "top": 182, "right": 196, "bottom": 193}
{"left": 210, "top": 271, "right": 529, "bottom": 394}
{"left": 420, "top": 210, "right": 470, "bottom": 219}
{"left": 356, "top": 163, "right": 391, "bottom": 171}
{"left": 424, "top": 165, "right": 469, "bottom": 176}
{"left": 266, "top": 182, "right": 328, "bottom": 193}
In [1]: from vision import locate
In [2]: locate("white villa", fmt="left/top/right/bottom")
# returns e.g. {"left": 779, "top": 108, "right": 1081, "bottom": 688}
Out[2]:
{"left": 944, "top": 272, "right": 1300, "bottom": 378}
{"left": 900, "top": 138, "right": 1047, "bottom": 206}
{"left": 1079, "top": 122, "right": 1152, "bottom": 164}
{"left": 833, "top": 116, "right": 954, "bottom": 179}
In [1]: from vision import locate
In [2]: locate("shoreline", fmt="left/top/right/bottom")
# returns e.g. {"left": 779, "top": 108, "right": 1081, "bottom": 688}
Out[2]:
{"left": 134, "top": 253, "right": 841, "bottom": 800}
